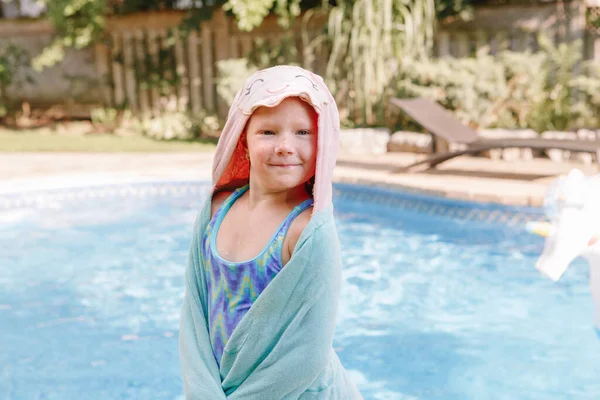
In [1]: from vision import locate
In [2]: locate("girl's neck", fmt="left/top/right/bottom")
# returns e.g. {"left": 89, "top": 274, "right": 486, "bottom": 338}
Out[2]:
{"left": 246, "top": 179, "right": 311, "bottom": 210}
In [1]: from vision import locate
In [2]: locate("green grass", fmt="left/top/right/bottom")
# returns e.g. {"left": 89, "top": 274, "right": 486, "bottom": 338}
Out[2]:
{"left": 0, "top": 129, "right": 217, "bottom": 152}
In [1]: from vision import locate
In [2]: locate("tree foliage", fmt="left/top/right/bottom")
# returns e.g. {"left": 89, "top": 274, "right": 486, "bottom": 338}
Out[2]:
{"left": 6, "top": 0, "right": 477, "bottom": 127}
{"left": 33, "top": 0, "right": 106, "bottom": 70}
{"left": 324, "top": 0, "right": 437, "bottom": 125}
{"left": 223, "top": 0, "right": 302, "bottom": 31}
{"left": 30, "top": 0, "right": 470, "bottom": 68}
{"left": 436, "top": 0, "right": 475, "bottom": 22}
{"left": 394, "top": 36, "right": 600, "bottom": 132}
{"left": 0, "top": 43, "right": 33, "bottom": 117}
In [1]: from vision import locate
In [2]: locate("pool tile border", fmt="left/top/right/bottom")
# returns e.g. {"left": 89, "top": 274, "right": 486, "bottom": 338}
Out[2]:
{"left": 333, "top": 183, "right": 544, "bottom": 226}
{"left": 0, "top": 181, "right": 545, "bottom": 226}
{"left": 0, "top": 182, "right": 213, "bottom": 211}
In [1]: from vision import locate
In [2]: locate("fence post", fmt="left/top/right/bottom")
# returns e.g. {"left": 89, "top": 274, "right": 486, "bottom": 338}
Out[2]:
{"left": 173, "top": 29, "right": 189, "bottom": 108}
{"left": 240, "top": 35, "right": 253, "bottom": 58}
{"left": 437, "top": 30, "right": 451, "bottom": 58}
{"left": 475, "top": 29, "right": 488, "bottom": 56}
{"left": 94, "top": 43, "right": 112, "bottom": 107}
{"left": 146, "top": 29, "right": 160, "bottom": 112}
{"left": 229, "top": 35, "right": 240, "bottom": 59}
{"left": 456, "top": 31, "right": 470, "bottom": 57}
{"left": 187, "top": 30, "right": 202, "bottom": 113}
{"left": 134, "top": 29, "right": 150, "bottom": 115}
{"left": 513, "top": 30, "right": 532, "bottom": 52}
{"left": 123, "top": 31, "right": 138, "bottom": 112}
{"left": 201, "top": 23, "right": 215, "bottom": 112}
{"left": 490, "top": 31, "right": 508, "bottom": 54}
{"left": 110, "top": 32, "right": 125, "bottom": 107}
{"left": 213, "top": 9, "right": 230, "bottom": 117}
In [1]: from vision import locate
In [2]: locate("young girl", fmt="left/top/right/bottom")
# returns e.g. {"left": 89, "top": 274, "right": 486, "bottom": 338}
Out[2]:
{"left": 179, "top": 65, "right": 362, "bottom": 399}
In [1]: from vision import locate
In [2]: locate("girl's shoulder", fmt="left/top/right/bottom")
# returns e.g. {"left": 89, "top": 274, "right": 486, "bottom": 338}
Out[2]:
{"left": 211, "top": 190, "right": 233, "bottom": 218}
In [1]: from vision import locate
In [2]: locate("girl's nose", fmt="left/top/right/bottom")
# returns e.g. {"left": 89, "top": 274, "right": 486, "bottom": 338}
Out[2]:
{"left": 275, "top": 136, "right": 294, "bottom": 155}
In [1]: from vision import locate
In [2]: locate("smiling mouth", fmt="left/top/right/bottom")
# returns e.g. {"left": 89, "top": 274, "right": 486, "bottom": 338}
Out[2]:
{"left": 270, "top": 164, "right": 300, "bottom": 167}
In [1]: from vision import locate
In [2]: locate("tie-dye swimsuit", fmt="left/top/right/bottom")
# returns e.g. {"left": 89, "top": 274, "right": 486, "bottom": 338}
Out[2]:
{"left": 201, "top": 185, "right": 314, "bottom": 365}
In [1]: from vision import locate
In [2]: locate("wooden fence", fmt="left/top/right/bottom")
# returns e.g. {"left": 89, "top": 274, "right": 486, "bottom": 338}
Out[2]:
{"left": 94, "top": 9, "right": 326, "bottom": 118}
{"left": 0, "top": 2, "right": 598, "bottom": 118}
{"left": 97, "top": 3, "right": 600, "bottom": 118}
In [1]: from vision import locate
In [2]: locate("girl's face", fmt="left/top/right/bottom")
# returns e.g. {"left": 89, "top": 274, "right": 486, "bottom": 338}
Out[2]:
{"left": 244, "top": 97, "right": 318, "bottom": 193}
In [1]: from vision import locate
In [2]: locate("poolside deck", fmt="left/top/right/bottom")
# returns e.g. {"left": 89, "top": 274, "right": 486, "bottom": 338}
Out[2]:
{"left": 2, "top": 151, "right": 598, "bottom": 206}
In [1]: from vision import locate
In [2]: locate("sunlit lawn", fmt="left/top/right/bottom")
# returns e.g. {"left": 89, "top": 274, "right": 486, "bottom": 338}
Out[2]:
{"left": 0, "top": 127, "right": 217, "bottom": 152}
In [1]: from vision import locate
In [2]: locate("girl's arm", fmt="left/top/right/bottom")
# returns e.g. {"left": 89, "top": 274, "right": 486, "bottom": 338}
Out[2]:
{"left": 282, "top": 207, "right": 312, "bottom": 266}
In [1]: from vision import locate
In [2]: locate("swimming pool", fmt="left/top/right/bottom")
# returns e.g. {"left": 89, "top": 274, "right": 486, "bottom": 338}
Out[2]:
{"left": 1, "top": 182, "right": 598, "bottom": 400}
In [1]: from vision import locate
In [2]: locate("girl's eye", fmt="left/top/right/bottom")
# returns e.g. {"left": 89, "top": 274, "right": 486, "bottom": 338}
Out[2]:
{"left": 296, "top": 130, "right": 311, "bottom": 136}
{"left": 262, "top": 130, "right": 275, "bottom": 135}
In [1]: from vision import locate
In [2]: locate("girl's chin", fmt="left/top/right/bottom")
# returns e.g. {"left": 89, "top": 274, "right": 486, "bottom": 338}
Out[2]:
{"left": 251, "top": 167, "right": 314, "bottom": 191}
{"left": 261, "top": 177, "right": 311, "bottom": 191}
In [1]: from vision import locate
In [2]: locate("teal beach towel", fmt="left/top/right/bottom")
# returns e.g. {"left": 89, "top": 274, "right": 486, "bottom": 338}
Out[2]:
{"left": 179, "top": 200, "right": 361, "bottom": 399}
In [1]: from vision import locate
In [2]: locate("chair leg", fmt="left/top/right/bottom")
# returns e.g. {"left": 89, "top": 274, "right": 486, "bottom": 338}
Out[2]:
{"left": 394, "top": 159, "right": 435, "bottom": 173}
{"left": 394, "top": 145, "right": 489, "bottom": 173}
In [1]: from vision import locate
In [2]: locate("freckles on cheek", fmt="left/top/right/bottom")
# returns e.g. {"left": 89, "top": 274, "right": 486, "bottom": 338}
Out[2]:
{"left": 251, "top": 146, "right": 275, "bottom": 164}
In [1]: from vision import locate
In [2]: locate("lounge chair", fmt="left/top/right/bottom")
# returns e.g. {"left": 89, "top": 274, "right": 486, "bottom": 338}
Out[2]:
{"left": 390, "top": 97, "right": 600, "bottom": 172}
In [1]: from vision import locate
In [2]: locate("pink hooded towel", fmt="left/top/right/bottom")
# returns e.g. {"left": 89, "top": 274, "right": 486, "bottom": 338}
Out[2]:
{"left": 212, "top": 65, "right": 339, "bottom": 211}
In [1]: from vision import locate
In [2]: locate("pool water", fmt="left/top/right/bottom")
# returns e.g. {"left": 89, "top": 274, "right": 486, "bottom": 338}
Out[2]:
{"left": 1, "top": 183, "right": 599, "bottom": 400}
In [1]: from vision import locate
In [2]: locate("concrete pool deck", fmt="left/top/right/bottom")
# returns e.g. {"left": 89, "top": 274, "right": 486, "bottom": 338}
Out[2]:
{"left": 2, "top": 151, "right": 598, "bottom": 206}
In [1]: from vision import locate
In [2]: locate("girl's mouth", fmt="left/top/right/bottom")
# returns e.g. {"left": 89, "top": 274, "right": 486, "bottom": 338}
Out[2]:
{"left": 270, "top": 164, "right": 300, "bottom": 168}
